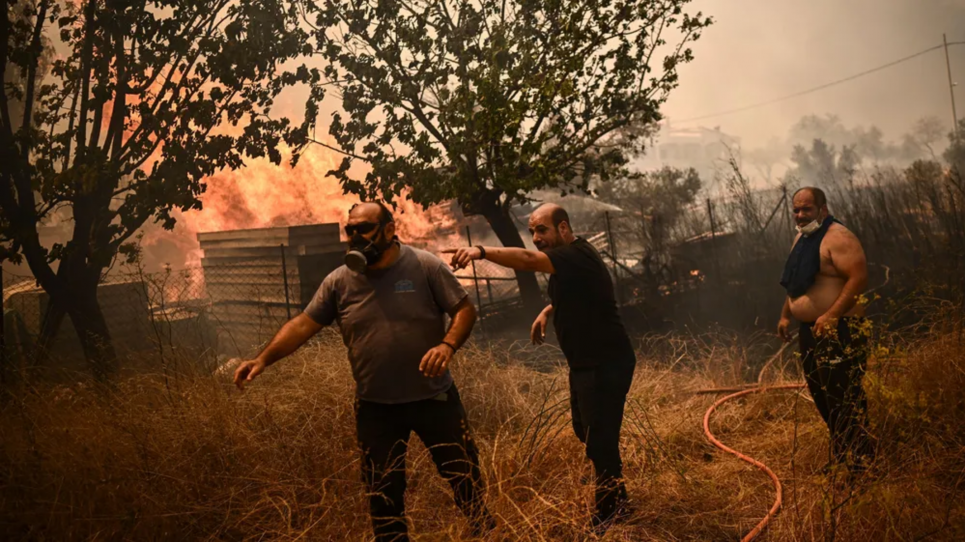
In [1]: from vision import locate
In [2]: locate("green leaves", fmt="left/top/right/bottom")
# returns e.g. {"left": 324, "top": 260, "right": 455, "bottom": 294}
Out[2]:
{"left": 300, "top": 0, "right": 711, "bottom": 215}
{"left": 1, "top": 0, "right": 316, "bottom": 278}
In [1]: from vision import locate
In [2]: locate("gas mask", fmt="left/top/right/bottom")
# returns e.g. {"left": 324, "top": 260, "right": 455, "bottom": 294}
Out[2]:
{"left": 344, "top": 224, "right": 392, "bottom": 274}
{"left": 796, "top": 220, "right": 822, "bottom": 236}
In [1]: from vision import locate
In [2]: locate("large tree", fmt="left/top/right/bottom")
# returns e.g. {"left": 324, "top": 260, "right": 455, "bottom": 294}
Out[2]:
{"left": 787, "top": 139, "right": 859, "bottom": 188}
{"left": 301, "top": 0, "right": 710, "bottom": 311}
{"left": 1, "top": 0, "right": 314, "bottom": 378}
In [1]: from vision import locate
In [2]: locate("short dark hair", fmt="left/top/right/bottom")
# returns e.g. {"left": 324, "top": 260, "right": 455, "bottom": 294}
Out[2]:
{"left": 793, "top": 187, "right": 827, "bottom": 208}
{"left": 350, "top": 201, "right": 394, "bottom": 225}
{"left": 532, "top": 203, "right": 572, "bottom": 229}
{"left": 550, "top": 207, "right": 571, "bottom": 229}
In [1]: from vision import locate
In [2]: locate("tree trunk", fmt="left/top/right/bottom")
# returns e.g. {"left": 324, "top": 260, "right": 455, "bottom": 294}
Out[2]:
{"left": 34, "top": 300, "right": 67, "bottom": 367}
{"left": 478, "top": 204, "right": 545, "bottom": 316}
{"left": 35, "top": 246, "right": 118, "bottom": 380}
{"left": 66, "top": 286, "right": 117, "bottom": 381}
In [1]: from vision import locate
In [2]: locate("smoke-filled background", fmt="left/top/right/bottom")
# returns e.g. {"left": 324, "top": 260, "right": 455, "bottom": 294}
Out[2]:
{"left": 668, "top": 0, "right": 965, "bottom": 148}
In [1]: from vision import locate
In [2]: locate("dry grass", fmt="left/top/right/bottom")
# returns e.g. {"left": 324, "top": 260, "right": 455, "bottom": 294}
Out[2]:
{"left": 2, "top": 318, "right": 965, "bottom": 541}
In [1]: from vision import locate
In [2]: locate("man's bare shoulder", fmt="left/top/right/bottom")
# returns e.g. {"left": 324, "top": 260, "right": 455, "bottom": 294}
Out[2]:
{"left": 822, "top": 223, "right": 864, "bottom": 254}
{"left": 826, "top": 223, "right": 861, "bottom": 242}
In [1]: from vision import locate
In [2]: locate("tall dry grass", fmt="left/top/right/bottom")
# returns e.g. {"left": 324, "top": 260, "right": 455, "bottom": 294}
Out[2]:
{"left": 1, "top": 314, "right": 964, "bottom": 541}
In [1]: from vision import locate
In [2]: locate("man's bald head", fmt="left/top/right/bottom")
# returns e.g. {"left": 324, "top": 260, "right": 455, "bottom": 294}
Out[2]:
{"left": 349, "top": 201, "right": 394, "bottom": 225}
{"left": 533, "top": 203, "right": 571, "bottom": 229}
{"left": 529, "top": 203, "right": 575, "bottom": 251}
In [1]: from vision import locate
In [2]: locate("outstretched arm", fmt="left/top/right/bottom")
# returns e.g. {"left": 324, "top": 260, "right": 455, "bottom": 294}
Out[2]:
{"left": 443, "top": 246, "right": 555, "bottom": 274}
{"left": 233, "top": 313, "right": 324, "bottom": 389}
{"left": 258, "top": 313, "right": 324, "bottom": 365}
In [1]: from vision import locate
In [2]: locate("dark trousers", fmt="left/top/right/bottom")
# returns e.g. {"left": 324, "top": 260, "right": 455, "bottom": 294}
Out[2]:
{"left": 568, "top": 360, "right": 635, "bottom": 524}
{"left": 355, "top": 383, "right": 492, "bottom": 542}
{"left": 800, "top": 317, "right": 874, "bottom": 465}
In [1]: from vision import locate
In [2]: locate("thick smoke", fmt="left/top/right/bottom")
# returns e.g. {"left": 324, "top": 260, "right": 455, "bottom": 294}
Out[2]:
{"left": 665, "top": 0, "right": 965, "bottom": 149}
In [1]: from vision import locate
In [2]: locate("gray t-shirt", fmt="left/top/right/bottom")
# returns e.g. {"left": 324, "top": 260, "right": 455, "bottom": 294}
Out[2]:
{"left": 304, "top": 244, "right": 469, "bottom": 404}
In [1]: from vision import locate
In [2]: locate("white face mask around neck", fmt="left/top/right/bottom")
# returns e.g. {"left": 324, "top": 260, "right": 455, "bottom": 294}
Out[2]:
{"left": 796, "top": 219, "right": 822, "bottom": 236}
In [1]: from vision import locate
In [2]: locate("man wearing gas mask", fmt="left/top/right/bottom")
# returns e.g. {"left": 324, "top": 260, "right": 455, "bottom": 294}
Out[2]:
{"left": 778, "top": 187, "right": 874, "bottom": 474}
{"left": 233, "top": 202, "right": 495, "bottom": 541}
{"left": 444, "top": 203, "right": 636, "bottom": 533}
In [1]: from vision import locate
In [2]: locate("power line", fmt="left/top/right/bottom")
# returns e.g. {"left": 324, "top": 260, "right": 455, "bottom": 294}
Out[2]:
{"left": 674, "top": 41, "right": 965, "bottom": 125}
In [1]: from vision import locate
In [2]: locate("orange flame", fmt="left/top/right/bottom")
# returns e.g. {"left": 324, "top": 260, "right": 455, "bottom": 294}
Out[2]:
{"left": 137, "top": 145, "right": 464, "bottom": 270}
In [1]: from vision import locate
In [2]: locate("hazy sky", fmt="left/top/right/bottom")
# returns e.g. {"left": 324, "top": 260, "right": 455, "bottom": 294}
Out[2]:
{"left": 663, "top": 0, "right": 965, "bottom": 148}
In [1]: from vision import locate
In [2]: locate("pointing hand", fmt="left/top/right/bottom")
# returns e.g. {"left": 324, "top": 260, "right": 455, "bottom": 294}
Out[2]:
{"left": 441, "top": 247, "right": 482, "bottom": 271}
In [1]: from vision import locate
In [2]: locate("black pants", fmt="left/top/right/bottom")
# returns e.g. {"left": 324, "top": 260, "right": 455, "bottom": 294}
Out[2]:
{"left": 800, "top": 317, "right": 874, "bottom": 465}
{"left": 355, "top": 383, "right": 492, "bottom": 542}
{"left": 568, "top": 360, "right": 635, "bottom": 524}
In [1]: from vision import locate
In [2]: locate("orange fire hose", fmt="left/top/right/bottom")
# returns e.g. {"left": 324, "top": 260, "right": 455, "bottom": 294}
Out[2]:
{"left": 702, "top": 383, "right": 806, "bottom": 541}
{"left": 701, "top": 267, "right": 887, "bottom": 540}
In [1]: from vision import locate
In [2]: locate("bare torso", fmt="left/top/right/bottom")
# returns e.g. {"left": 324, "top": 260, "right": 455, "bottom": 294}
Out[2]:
{"left": 788, "top": 224, "right": 866, "bottom": 323}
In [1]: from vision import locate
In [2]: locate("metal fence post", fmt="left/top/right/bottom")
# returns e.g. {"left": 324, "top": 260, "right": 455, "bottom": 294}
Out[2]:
{"left": 465, "top": 226, "right": 485, "bottom": 318}
{"left": 706, "top": 198, "right": 722, "bottom": 281}
{"left": 280, "top": 243, "right": 292, "bottom": 320}
{"left": 604, "top": 211, "right": 622, "bottom": 305}
{"left": 1, "top": 264, "right": 5, "bottom": 385}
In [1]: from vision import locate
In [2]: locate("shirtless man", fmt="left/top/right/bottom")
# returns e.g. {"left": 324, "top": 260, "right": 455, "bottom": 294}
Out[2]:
{"left": 778, "top": 187, "right": 874, "bottom": 471}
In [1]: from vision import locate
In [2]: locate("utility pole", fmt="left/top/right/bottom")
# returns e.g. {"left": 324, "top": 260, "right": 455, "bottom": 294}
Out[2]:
{"left": 465, "top": 226, "right": 485, "bottom": 336}
{"left": 706, "top": 198, "right": 721, "bottom": 282}
{"left": 944, "top": 34, "right": 960, "bottom": 136}
{"left": 782, "top": 184, "right": 793, "bottom": 238}
{"left": 604, "top": 211, "right": 622, "bottom": 305}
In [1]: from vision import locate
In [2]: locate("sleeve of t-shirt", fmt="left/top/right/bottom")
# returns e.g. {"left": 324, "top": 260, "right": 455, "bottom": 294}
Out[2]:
{"left": 546, "top": 242, "right": 590, "bottom": 281}
{"left": 424, "top": 255, "right": 469, "bottom": 312}
{"left": 303, "top": 271, "right": 339, "bottom": 326}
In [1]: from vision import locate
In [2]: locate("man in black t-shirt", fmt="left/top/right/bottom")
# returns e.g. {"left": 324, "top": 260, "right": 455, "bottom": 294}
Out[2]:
{"left": 444, "top": 203, "right": 636, "bottom": 531}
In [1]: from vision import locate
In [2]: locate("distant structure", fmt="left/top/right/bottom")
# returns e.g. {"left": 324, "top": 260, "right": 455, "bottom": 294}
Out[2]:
{"left": 197, "top": 224, "right": 346, "bottom": 356}
{"left": 630, "top": 124, "right": 741, "bottom": 182}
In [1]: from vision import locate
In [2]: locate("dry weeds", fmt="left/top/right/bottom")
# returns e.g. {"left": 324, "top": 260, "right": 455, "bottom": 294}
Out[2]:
{"left": 2, "top": 317, "right": 964, "bottom": 541}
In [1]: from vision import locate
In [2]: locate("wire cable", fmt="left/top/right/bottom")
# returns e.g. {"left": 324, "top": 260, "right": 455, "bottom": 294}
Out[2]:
{"left": 675, "top": 41, "right": 965, "bottom": 124}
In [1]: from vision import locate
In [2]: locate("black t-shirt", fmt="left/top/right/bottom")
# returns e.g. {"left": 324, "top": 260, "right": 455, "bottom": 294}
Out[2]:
{"left": 546, "top": 238, "right": 635, "bottom": 369}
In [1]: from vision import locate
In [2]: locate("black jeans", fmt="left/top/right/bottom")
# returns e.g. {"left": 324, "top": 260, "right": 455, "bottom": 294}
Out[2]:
{"left": 800, "top": 317, "right": 874, "bottom": 465}
{"left": 355, "top": 383, "right": 493, "bottom": 542}
{"left": 568, "top": 360, "right": 635, "bottom": 524}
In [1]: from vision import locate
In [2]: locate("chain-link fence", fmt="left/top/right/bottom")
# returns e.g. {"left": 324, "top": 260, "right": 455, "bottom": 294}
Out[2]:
{"left": 453, "top": 258, "right": 551, "bottom": 318}
{"left": 0, "top": 245, "right": 318, "bottom": 376}
{"left": 0, "top": 242, "right": 544, "bottom": 376}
